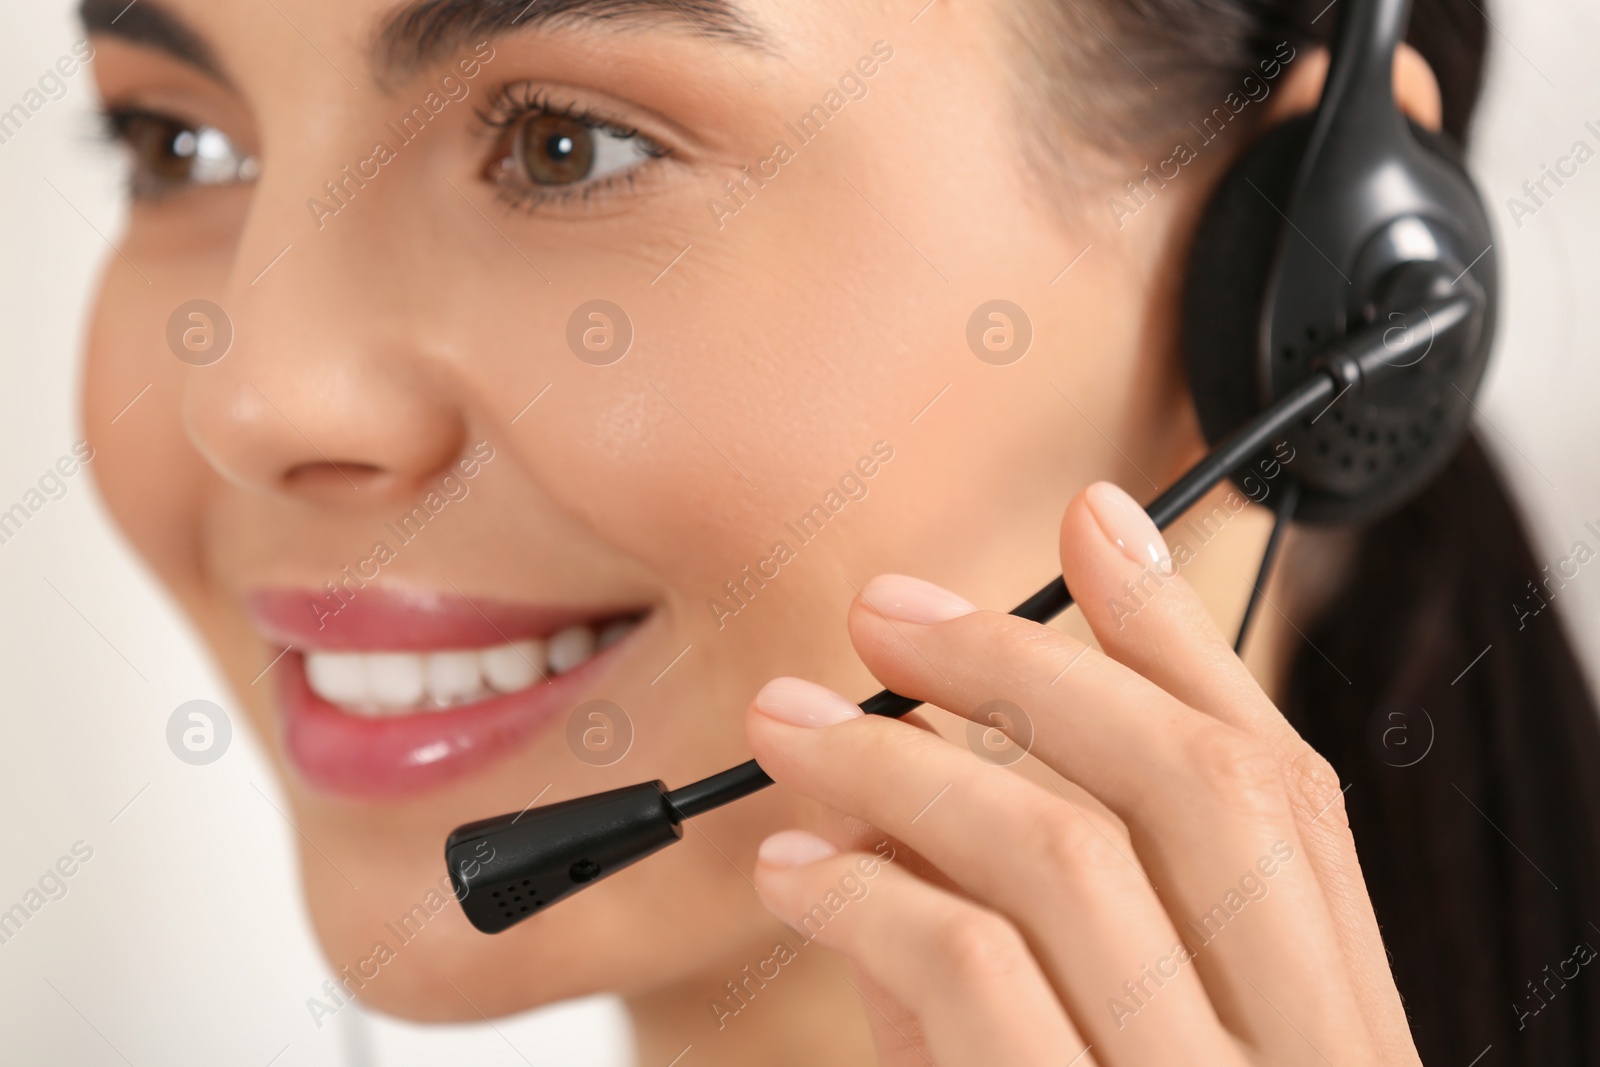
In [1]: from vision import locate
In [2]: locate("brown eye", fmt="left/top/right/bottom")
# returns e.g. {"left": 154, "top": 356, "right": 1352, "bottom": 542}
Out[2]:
{"left": 494, "top": 104, "right": 661, "bottom": 202}
{"left": 514, "top": 114, "right": 597, "bottom": 185}
{"left": 124, "top": 113, "right": 196, "bottom": 186}
{"left": 109, "top": 109, "right": 257, "bottom": 198}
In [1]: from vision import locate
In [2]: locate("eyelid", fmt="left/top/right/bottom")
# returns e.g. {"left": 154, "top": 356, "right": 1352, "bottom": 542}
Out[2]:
{"left": 476, "top": 81, "right": 678, "bottom": 215}
{"left": 473, "top": 79, "right": 694, "bottom": 155}
{"left": 99, "top": 105, "right": 259, "bottom": 196}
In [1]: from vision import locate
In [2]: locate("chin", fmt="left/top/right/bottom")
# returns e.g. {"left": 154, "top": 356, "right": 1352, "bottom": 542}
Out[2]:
{"left": 289, "top": 809, "right": 776, "bottom": 1023}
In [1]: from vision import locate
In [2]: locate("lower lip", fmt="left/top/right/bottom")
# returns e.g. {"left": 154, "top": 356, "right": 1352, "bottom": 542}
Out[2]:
{"left": 278, "top": 641, "right": 625, "bottom": 800}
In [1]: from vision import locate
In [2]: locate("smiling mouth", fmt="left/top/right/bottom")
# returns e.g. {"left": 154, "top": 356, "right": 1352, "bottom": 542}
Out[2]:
{"left": 302, "top": 617, "right": 636, "bottom": 715}
{"left": 246, "top": 588, "right": 647, "bottom": 798}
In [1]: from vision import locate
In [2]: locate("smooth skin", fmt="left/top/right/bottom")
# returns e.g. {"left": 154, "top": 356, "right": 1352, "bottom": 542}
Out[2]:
{"left": 748, "top": 482, "right": 1416, "bottom": 1065}
{"left": 79, "top": 0, "right": 1440, "bottom": 1062}
{"left": 742, "top": 43, "right": 1442, "bottom": 1067}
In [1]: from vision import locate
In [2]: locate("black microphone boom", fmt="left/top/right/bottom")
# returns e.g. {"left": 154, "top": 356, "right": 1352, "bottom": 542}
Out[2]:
{"left": 446, "top": 291, "right": 1481, "bottom": 933}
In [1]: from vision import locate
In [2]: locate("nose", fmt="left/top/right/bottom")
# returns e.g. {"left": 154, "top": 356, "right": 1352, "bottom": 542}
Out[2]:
{"left": 183, "top": 174, "right": 467, "bottom": 506}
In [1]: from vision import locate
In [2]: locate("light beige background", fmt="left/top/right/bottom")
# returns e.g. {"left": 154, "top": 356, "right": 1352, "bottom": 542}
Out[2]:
{"left": 1, "top": 1, "right": 1596, "bottom": 1064}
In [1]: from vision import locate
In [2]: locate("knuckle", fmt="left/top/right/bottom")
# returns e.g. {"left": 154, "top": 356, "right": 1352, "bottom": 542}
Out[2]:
{"left": 932, "top": 909, "right": 1030, "bottom": 983}
{"left": 1281, "top": 742, "right": 1351, "bottom": 832}
{"left": 954, "top": 613, "right": 1103, "bottom": 697}
{"left": 1183, "top": 724, "right": 1286, "bottom": 815}
{"left": 978, "top": 614, "right": 1080, "bottom": 677}
{"left": 1028, "top": 803, "right": 1122, "bottom": 883}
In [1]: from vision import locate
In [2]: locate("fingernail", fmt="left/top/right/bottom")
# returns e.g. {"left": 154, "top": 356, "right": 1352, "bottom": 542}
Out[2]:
{"left": 1085, "top": 482, "right": 1174, "bottom": 576}
{"left": 860, "top": 573, "right": 978, "bottom": 624}
{"left": 754, "top": 677, "right": 863, "bottom": 728}
{"left": 758, "top": 830, "right": 839, "bottom": 868}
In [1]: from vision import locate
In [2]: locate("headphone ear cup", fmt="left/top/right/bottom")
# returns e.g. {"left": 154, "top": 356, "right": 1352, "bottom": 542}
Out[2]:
{"left": 1181, "top": 115, "right": 1314, "bottom": 453}
{"left": 1404, "top": 120, "right": 1482, "bottom": 212}
{"left": 1182, "top": 112, "right": 1498, "bottom": 524}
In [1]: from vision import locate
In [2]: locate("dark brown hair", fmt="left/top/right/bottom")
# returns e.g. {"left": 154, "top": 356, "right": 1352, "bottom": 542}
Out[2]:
{"left": 1012, "top": 0, "right": 1486, "bottom": 154}
{"left": 1027, "top": 1, "right": 1600, "bottom": 1060}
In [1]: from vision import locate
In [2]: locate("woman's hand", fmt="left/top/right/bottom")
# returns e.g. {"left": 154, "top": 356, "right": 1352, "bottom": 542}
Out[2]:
{"left": 745, "top": 482, "right": 1420, "bottom": 1066}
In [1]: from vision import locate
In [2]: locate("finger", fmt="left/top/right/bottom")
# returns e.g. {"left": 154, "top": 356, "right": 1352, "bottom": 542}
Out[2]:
{"left": 1059, "top": 481, "right": 1292, "bottom": 739}
{"left": 1061, "top": 481, "right": 1415, "bottom": 1056}
{"left": 752, "top": 830, "right": 1091, "bottom": 1067}
{"left": 746, "top": 681, "right": 1237, "bottom": 1062}
{"left": 845, "top": 961, "right": 935, "bottom": 1067}
{"left": 843, "top": 583, "right": 1376, "bottom": 1060}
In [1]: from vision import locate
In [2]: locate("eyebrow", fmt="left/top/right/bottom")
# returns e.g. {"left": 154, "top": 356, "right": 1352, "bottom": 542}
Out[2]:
{"left": 374, "top": 0, "right": 771, "bottom": 81}
{"left": 80, "top": 0, "right": 768, "bottom": 89}
{"left": 78, "top": 0, "right": 227, "bottom": 82}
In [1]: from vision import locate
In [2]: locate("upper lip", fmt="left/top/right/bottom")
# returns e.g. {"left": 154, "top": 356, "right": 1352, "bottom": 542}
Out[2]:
{"left": 245, "top": 584, "right": 653, "bottom": 797}
{"left": 246, "top": 586, "right": 644, "bottom": 651}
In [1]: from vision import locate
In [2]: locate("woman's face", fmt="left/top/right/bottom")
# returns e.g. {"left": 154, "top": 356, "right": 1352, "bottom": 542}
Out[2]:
{"left": 83, "top": 0, "right": 1208, "bottom": 1019}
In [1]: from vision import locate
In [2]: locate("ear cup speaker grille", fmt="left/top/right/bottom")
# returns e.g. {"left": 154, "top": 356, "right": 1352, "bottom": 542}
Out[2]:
{"left": 1182, "top": 116, "right": 1496, "bottom": 524}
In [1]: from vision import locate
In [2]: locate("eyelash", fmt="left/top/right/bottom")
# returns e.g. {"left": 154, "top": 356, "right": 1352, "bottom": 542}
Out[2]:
{"left": 476, "top": 83, "right": 669, "bottom": 214}
{"left": 95, "top": 104, "right": 259, "bottom": 198}
{"left": 94, "top": 84, "right": 670, "bottom": 213}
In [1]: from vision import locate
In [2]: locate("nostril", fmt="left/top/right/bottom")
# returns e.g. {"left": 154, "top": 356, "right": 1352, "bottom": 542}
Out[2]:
{"left": 283, "top": 461, "right": 390, "bottom": 495}
{"left": 186, "top": 360, "right": 467, "bottom": 500}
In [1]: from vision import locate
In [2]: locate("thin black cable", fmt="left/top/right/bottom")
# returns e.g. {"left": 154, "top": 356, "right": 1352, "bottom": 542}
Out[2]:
{"left": 666, "top": 290, "right": 1482, "bottom": 821}
{"left": 668, "top": 368, "right": 1338, "bottom": 819}
{"left": 1234, "top": 478, "right": 1301, "bottom": 654}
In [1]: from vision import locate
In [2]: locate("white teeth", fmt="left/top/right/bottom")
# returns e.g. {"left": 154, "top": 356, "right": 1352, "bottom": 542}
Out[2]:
{"left": 305, "top": 652, "right": 366, "bottom": 706}
{"left": 367, "top": 652, "right": 425, "bottom": 709}
{"left": 481, "top": 639, "right": 544, "bottom": 694}
{"left": 547, "top": 625, "right": 596, "bottom": 674}
{"left": 427, "top": 651, "right": 485, "bottom": 707}
{"left": 303, "top": 618, "right": 638, "bottom": 716}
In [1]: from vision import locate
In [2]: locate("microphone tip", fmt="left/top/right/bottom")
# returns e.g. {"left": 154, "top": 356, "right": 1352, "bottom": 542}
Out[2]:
{"left": 446, "top": 780, "right": 683, "bottom": 934}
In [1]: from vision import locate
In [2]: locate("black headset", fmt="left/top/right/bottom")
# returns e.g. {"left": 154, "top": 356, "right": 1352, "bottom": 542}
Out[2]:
{"left": 444, "top": 0, "right": 1497, "bottom": 934}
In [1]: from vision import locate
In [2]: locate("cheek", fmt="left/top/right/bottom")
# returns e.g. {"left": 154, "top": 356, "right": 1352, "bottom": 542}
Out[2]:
{"left": 81, "top": 245, "right": 219, "bottom": 595}
{"left": 488, "top": 268, "right": 920, "bottom": 602}
{"left": 82, "top": 189, "right": 248, "bottom": 592}
{"left": 490, "top": 195, "right": 1146, "bottom": 622}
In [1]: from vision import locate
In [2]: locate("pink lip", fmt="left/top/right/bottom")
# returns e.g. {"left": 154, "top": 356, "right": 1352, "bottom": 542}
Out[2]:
{"left": 246, "top": 588, "right": 644, "bottom": 799}
{"left": 248, "top": 586, "right": 623, "bottom": 651}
